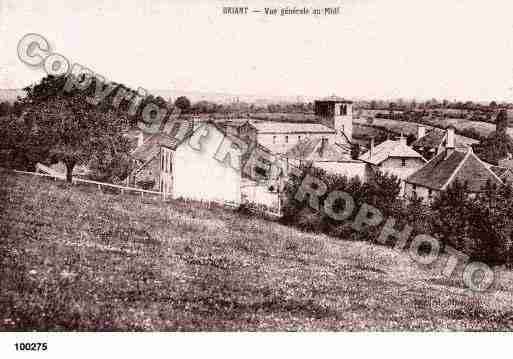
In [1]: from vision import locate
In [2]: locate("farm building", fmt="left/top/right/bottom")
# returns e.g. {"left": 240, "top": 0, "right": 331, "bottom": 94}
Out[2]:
{"left": 285, "top": 137, "right": 368, "bottom": 181}
{"left": 405, "top": 131, "right": 503, "bottom": 203}
{"left": 237, "top": 96, "right": 354, "bottom": 154}
{"left": 129, "top": 132, "right": 178, "bottom": 191}
{"left": 359, "top": 136, "right": 427, "bottom": 194}
{"left": 412, "top": 125, "right": 479, "bottom": 161}
{"left": 128, "top": 121, "right": 289, "bottom": 209}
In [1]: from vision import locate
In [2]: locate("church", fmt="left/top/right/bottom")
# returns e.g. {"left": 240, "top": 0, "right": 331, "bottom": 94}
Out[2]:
{"left": 236, "top": 96, "right": 354, "bottom": 154}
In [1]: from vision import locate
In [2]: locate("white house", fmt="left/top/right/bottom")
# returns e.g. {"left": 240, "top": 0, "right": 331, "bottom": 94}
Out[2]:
{"left": 172, "top": 122, "right": 244, "bottom": 205}
{"left": 359, "top": 136, "right": 427, "bottom": 195}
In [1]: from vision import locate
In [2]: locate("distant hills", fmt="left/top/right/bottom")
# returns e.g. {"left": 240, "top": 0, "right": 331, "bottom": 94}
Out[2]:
{"left": 150, "top": 89, "right": 314, "bottom": 104}
{"left": 0, "top": 87, "right": 313, "bottom": 105}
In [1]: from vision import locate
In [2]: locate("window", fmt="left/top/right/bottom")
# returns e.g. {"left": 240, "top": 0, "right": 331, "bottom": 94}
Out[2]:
{"left": 298, "top": 135, "right": 301, "bottom": 141}
{"left": 285, "top": 136, "right": 289, "bottom": 143}
{"left": 401, "top": 158, "right": 406, "bottom": 167}
{"left": 273, "top": 136, "right": 277, "bottom": 144}
{"left": 428, "top": 189, "right": 433, "bottom": 199}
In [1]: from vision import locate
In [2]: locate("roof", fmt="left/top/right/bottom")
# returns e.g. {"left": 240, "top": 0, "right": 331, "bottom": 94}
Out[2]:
{"left": 248, "top": 120, "right": 335, "bottom": 134}
{"left": 412, "top": 128, "right": 478, "bottom": 149}
{"left": 131, "top": 133, "right": 179, "bottom": 163}
{"left": 316, "top": 96, "right": 353, "bottom": 103}
{"left": 406, "top": 148, "right": 503, "bottom": 191}
{"left": 285, "top": 138, "right": 353, "bottom": 162}
{"left": 490, "top": 166, "right": 513, "bottom": 184}
{"left": 359, "top": 139, "right": 425, "bottom": 165}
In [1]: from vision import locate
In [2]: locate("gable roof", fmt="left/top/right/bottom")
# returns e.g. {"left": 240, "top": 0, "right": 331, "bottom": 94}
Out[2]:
{"left": 285, "top": 138, "right": 354, "bottom": 162}
{"left": 412, "top": 128, "right": 478, "bottom": 149}
{"left": 406, "top": 148, "right": 502, "bottom": 191}
{"left": 131, "top": 133, "right": 179, "bottom": 163}
{"left": 316, "top": 96, "right": 353, "bottom": 103}
{"left": 248, "top": 120, "right": 336, "bottom": 134}
{"left": 359, "top": 139, "right": 425, "bottom": 165}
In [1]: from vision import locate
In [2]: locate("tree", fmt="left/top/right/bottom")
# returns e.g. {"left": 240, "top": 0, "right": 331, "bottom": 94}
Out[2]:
{"left": 474, "top": 110, "right": 513, "bottom": 164}
{"left": 174, "top": 96, "right": 191, "bottom": 112}
{"left": 23, "top": 98, "right": 130, "bottom": 182}
{"left": 0, "top": 101, "right": 11, "bottom": 117}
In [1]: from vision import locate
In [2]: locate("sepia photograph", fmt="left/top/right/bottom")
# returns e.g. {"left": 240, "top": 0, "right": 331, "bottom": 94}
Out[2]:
{"left": 1, "top": 0, "right": 513, "bottom": 356}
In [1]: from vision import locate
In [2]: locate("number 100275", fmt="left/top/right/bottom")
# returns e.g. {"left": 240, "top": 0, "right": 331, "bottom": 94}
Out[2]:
{"left": 14, "top": 342, "right": 48, "bottom": 351}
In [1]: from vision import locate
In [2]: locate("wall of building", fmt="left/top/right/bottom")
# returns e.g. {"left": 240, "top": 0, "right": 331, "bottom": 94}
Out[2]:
{"left": 257, "top": 132, "right": 335, "bottom": 154}
{"left": 241, "top": 184, "right": 281, "bottom": 211}
{"left": 379, "top": 157, "right": 426, "bottom": 180}
{"left": 160, "top": 147, "right": 173, "bottom": 195}
{"left": 404, "top": 182, "right": 437, "bottom": 203}
{"left": 172, "top": 124, "right": 242, "bottom": 205}
{"left": 132, "top": 157, "right": 161, "bottom": 191}
{"left": 314, "top": 161, "right": 368, "bottom": 182}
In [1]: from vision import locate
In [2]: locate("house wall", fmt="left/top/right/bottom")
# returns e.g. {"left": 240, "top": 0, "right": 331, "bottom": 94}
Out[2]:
{"left": 257, "top": 132, "right": 335, "bottom": 154}
{"left": 238, "top": 123, "right": 258, "bottom": 144}
{"left": 173, "top": 124, "right": 242, "bottom": 205}
{"left": 314, "top": 161, "right": 368, "bottom": 182}
{"left": 160, "top": 147, "right": 173, "bottom": 195}
{"left": 373, "top": 157, "right": 426, "bottom": 196}
{"left": 379, "top": 157, "right": 426, "bottom": 180}
{"left": 132, "top": 157, "right": 161, "bottom": 191}
{"left": 404, "top": 182, "right": 437, "bottom": 203}
{"left": 241, "top": 184, "right": 281, "bottom": 211}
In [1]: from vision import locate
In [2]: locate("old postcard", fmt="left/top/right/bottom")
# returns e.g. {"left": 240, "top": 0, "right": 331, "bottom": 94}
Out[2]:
{"left": 1, "top": 0, "right": 513, "bottom": 356}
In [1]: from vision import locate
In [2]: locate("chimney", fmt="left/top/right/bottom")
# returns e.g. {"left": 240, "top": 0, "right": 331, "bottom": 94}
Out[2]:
{"left": 369, "top": 137, "right": 375, "bottom": 161}
{"left": 137, "top": 131, "right": 144, "bottom": 148}
{"left": 417, "top": 125, "right": 426, "bottom": 139}
{"left": 399, "top": 133, "right": 407, "bottom": 146}
{"left": 445, "top": 126, "right": 455, "bottom": 159}
{"left": 319, "top": 137, "right": 328, "bottom": 158}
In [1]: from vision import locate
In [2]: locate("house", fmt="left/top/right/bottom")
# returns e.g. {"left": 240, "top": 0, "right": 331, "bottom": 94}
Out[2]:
{"left": 489, "top": 165, "right": 513, "bottom": 186}
{"left": 239, "top": 121, "right": 340, "bottom": 155}
{"left": 285, "top": 137, "right": 368, "bottom": 181}
{"left": 172, "top": 122, "right": 245, "bottom": 205}
{"left": 129, "top": 132, "right": 178, "bottom": 191}
{"left": 237, "top": 96, "right": 354, "bottom": 154}
{"left": 405, "top": 129, "right": 503, "bottom": 203}
{"left": 359, "top": 136, "right": 427, "bottom": 194}
{"left": 411, "top": 124, "right": 479, "bottom": 161}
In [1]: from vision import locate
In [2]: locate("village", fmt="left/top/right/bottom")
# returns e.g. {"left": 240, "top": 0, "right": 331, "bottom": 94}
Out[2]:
{"left": 4, "top": 0, "right": 513, "bottom": 337}
{"left": 25, "top": 94, "right": 509, "bottom": 213}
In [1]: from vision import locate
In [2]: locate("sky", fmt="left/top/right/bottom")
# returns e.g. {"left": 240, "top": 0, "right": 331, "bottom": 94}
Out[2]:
{"left": 1, "top": 0, "right": 513, "bottom": 101}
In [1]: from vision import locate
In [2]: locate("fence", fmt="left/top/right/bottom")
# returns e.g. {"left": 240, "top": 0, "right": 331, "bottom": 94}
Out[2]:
{"left": 9, "top": 168, "right": 245, "bottom": 209}
{"left": 241, "top": 184, "right": 282, "bottom": 217}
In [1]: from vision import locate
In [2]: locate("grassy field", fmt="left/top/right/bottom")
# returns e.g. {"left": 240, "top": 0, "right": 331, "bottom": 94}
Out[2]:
{"left": 2, "top": 170, "right": 513, "bottom": 331}
{"left": 353, "top": 117, "right": 479, "bottom": 145}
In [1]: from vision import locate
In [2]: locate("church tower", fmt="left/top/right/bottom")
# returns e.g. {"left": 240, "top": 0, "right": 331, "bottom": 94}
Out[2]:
{"left": 314, "top": 96, "right": 353, "bottom": 143}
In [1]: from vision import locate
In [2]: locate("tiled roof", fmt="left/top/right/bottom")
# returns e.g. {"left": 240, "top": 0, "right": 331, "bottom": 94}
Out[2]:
{"left": 131, "top": 133, "right": 179, "bottom": 163}
{"left": 412, "top": 128, "right": 478, "bottom": 148}
{"left": 316, "top": 96, "right": 353, "bottom": 103}
{"left": 406, "top": 148, "right": 502, "bottom": 191}
{"left": 285, "top": 138, "right": 353, "bottom": 162}
{"left": 249, "top": 121, "right": 335, "bottom": 134}
{"left": 358, "top": 139, "right": 425, "bottom": 165}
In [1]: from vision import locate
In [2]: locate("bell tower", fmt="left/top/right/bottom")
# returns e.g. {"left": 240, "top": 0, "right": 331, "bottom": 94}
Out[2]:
{"left": 314, "top": 96, "right": 353, "bottom": 143}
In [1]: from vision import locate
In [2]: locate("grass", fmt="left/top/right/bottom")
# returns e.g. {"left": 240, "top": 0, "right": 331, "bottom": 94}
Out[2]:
{"left": 2, "top": 170, "right": 513, "bottom": 331}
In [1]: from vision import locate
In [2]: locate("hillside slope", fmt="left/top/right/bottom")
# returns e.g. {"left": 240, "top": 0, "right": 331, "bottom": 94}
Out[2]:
{"left": 1, "top": 170, "right": 513, "bottom": 331}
